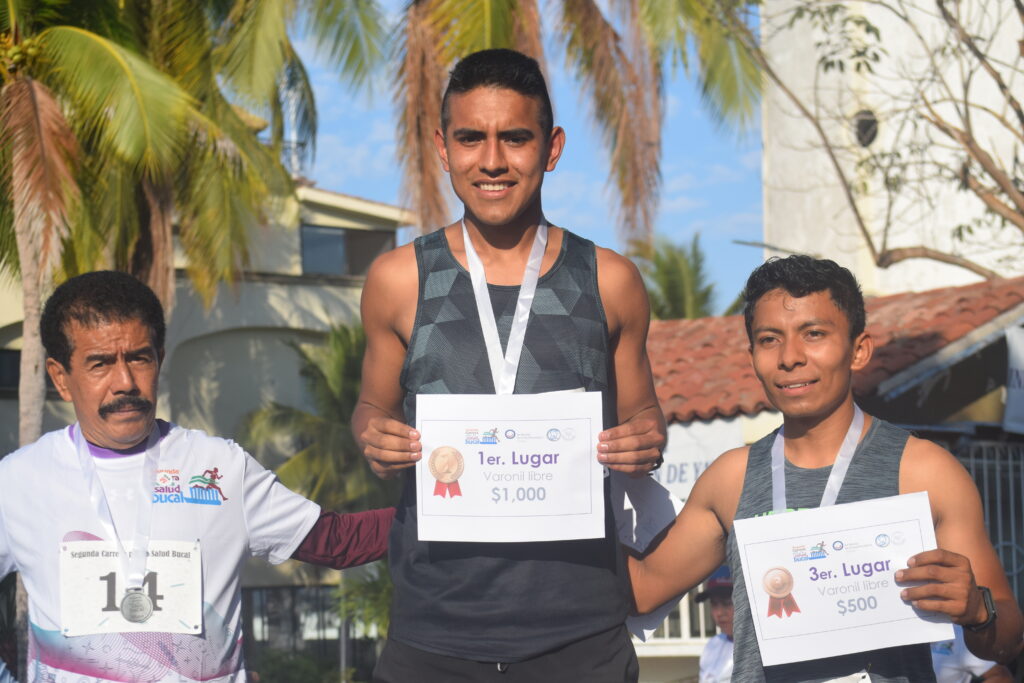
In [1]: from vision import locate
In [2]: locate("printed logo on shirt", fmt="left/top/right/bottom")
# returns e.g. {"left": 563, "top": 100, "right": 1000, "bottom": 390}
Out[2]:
{"left": 152, "top": 467, "right": 228, "bottom": 506}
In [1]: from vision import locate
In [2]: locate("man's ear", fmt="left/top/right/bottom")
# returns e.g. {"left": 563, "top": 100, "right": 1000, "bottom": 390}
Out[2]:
{"left": 850, "top": 332, "right": 873, "bottom": 372}
{"left": 434, "top": 128, "right": 451, "bottom": 172}
{"left": 545, "top": 126, "right": 566, "bottom": 172}
{"left": 46, "top": 358, "right": 73, "bottom": 402}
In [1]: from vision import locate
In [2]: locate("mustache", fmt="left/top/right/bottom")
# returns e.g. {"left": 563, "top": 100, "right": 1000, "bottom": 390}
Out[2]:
{"left": 98, "top": 396, "right": 153, "bottom": 418}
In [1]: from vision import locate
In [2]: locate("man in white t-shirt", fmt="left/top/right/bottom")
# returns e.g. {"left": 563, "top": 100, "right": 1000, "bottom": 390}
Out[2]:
{"left": 0, "top": 271, "right": 393, "bottom": 682}
{"left": 695, "top": 566, "right": 734, "bottom": 683}
{"left": 931, "top": 626, "right": 1013, "bottom": 683}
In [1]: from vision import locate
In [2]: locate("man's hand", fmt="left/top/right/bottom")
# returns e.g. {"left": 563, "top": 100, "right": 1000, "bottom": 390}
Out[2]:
{"left": 360, "top": 417, "right": 422, "bottom": 479}
{"left": 896, "top": 549, "right": 986, "bottom": 625}
{"left": 597, "top": 415, "right": 665, "bottom": 476}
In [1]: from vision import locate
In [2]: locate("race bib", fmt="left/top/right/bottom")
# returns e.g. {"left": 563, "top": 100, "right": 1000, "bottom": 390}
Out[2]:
{"left": 60, "top": 540, "right": 202, "bottom": 636}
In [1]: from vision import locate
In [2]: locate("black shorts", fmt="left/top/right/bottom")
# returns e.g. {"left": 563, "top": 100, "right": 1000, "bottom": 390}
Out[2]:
{"left": 372, "top": 625, "right": 639, "bottom": 683}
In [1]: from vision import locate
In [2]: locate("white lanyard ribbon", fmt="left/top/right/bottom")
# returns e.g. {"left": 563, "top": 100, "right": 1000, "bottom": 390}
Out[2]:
{"left": 461, "top": 218, "right": 547, "bottom": 395}
{"left": 770, "top": 405, "right": 864, "bottom": 512}
{"left": 73, "top": 424, "right": 161, "bottom": 590}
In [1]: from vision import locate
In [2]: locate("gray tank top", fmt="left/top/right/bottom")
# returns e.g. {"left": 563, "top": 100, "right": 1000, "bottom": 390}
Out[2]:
{"left": 387, "top": 228, "right": 628, "bottom": 662}
{"left": 726, "top": 417, "right": 936, "bottom": 682}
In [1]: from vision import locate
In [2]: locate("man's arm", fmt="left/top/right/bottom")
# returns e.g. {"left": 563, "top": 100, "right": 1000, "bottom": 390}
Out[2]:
{"left": 898, "top": 437, "right": 1023, "bottom": 662}
{"left": 291, "top": 508, "right": 395, "bottom": 569}
{"left": 594, "top": 248, "right": 666, "bottom": 475}
{"left": 629, "top": 448, "right": 746, "bottom": 611}
{"left": 352, "top": 246, "right": 422, "bottom": 479}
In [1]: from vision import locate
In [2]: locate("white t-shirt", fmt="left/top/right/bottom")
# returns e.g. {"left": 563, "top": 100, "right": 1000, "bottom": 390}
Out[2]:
{"left": 931, "top": 626, "right": 996, "bottom": 683}
{"left": 0, "top": 423, "right": 320, "bottom": 682}
{"left": 699, "top": 633, "right": 734, "bottom": 683}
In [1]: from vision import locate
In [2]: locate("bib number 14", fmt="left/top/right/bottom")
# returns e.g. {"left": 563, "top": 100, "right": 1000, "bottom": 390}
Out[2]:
{"left": 99, "top": 571, "right": 164, "bottom": 612}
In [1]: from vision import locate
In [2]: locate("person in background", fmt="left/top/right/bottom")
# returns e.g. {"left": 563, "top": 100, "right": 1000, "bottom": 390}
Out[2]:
{"left": 932, "top": 625, "right": 1013, "bottom": 683}
{"left": 696, "top": 566, "right": 734, "bottom": 683}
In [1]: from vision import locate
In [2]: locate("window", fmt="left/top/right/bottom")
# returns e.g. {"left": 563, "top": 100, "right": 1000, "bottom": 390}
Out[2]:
{"left": 300, "top": 225, "right": 348, "bottom": 277}
{"left": 300, "top": 225, "right": 396, "bottom": 277}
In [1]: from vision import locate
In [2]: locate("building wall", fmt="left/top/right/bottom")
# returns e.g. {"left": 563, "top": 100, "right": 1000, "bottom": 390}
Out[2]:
{"left": 762, "top": 0, "right": 1022, "bottom": 295}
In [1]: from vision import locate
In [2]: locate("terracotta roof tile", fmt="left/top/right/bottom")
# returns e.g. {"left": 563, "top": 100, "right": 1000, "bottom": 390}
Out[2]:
{"left": 649, "top": 276, "right": 1024, "bottom": 424}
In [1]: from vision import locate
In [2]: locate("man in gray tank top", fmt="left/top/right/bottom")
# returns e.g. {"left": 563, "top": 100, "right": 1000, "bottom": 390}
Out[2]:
{"left": 629, "top": 256, "right": 1022, "bottom": 682}
{"left": 353, "top": 49, "right": 667, "bottom": 681}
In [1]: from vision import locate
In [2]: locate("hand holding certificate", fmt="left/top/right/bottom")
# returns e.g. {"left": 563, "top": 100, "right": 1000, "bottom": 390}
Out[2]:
{"left": 733, "top": 491, "right": 953, "bottom": 666}
{"left": 415, "top": 392, "right": 605, "bottom": 543}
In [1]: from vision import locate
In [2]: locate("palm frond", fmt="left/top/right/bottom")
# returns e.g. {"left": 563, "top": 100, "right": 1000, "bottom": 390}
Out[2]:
{"left": 560, "top": 0, "right": 661, "bottom": 241}
{"left": 0, "top": 77, "right": 78, "bottom": 273}
{"left": 36, "top": 25, "right": 194, "bottom": 174}
{"left": 395, "top": 0, "right": 449, "bottom": 232}
{"left": 511, "top": 0, "right": 547, "bottom": 71}
{"left": 635, "top": 234, "right": 714, "bottom": 319}
{"left": 213, "top": 0, "right": 292, "bottom": 103}
{"left": 304, "top": 0, "right": 385, "bottom": 89}
{"left": 275, "top": 39, "right": 318, "bottom": 167}
{"left": 429, "top": 0, "right": 518, "bottom": 62}
{"left": 640, "top": 0, "right": 760, "bottom": 131}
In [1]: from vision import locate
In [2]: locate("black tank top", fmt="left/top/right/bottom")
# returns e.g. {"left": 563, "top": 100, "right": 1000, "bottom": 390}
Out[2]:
{"left": 387, "top": 228, "right": 628, "bottom": 662}
{"left": 726, "top": 417, "right": 936, "bottom": 682}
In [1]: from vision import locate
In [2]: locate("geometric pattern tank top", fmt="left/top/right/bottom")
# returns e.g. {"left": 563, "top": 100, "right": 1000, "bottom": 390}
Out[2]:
{"left": 388, "top": 228, "right": 628, "bottom": 662}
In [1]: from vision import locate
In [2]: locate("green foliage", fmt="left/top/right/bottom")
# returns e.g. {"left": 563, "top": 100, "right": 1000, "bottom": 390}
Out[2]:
{"left": 337, "top": 562, "right": 392, "bottom": 636}
{"left": 633, "top": 234, "right": 716, "bottom": 319}
{"left": 249, "top": 648, "right": 336, "bottom": 683}
{"left": 241, "top": 324, "right": 398, "bottom": 512}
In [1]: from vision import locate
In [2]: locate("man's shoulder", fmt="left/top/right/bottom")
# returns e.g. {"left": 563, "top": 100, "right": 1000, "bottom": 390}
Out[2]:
{"left": 364, "top": 242, "right": 419, "bottom": 297}
{"left": 164, "top": 423, "right": 239, "bottom": 449}
{"left": 0, "top": 427, "right": 71, "bottom": 473}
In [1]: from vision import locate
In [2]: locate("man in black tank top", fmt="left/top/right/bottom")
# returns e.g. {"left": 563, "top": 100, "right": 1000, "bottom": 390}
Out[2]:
{"left": 628, "top": 256, "right": 1022, "bottom": 682}
{"left": 353, "top": 49, "right": 667, "bottom": 681}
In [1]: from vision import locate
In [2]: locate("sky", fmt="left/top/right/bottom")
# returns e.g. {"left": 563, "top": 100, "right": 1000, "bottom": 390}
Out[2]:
{"left": 294, "top": 15, "right": 764, "bottom": 314}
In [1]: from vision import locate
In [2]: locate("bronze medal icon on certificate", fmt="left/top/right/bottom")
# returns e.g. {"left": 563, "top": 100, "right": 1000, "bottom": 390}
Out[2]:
{"left": 763, "top": 566, "right": 800, "bottom": 618}
{"left": 120, "top": 588, "right": 154, "bottom": 623}
{"left": 429, "top": 446, "right": 464, "bottom": 498}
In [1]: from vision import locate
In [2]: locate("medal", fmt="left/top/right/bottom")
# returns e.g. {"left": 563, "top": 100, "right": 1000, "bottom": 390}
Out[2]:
{"left": 120, "top": 588, "right": 154, "bottom": 623}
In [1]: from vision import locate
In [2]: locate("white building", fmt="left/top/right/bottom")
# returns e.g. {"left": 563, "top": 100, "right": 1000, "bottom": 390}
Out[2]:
{"left": 761, "top": 0, "right": 1023, "bottom": 295}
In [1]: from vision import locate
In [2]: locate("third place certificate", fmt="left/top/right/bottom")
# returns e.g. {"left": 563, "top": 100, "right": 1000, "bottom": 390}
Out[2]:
{"left": 415, "top": 392, "right": 604, "bottom": 543}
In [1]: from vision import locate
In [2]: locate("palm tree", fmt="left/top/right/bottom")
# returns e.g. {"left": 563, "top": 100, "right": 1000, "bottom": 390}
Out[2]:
{"left": 62, "top": 0, "right": 387, "bottom": 314}
{"left": 633, "top": 233, "right": 716, "bottom": 319}
{"left": 240, "top": 324, "right": 397, "bottom": 511}
{"left": 0, "top": 0, "right": 198, "bottom": 447}
{"left": 395, "top": 0, "right": 761, "bottom": 242}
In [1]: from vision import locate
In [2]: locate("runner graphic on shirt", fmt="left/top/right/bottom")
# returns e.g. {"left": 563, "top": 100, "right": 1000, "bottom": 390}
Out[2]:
{"left": 189, "top": 468, "right": 228, "bottom": 501}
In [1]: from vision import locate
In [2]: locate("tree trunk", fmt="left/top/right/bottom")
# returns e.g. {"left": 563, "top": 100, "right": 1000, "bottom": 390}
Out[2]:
{"left": 12, "top": 206, "right": 49, "bottom": 683}
{"left": 133, "top": 179, "right": 176, "bottom": 315}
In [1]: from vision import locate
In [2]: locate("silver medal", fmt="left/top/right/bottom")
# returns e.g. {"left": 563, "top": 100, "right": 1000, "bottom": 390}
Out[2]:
{"left": 120, "top": 588, "right": 154, "bottom": 623}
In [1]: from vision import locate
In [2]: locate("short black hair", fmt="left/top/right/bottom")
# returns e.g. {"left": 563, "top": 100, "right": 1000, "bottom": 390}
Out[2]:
{"left": 441, "top": 48, "right": 553, "bottom": 136}
{"left": 41, "top": 271, "right": 166, "bottom": 369}
{"left": 742, "top": 255, "right": 866, "bottom": 342}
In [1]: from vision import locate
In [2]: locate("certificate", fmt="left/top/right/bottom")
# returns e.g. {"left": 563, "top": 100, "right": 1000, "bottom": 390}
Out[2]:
{"left": 733, "top": 491, "right": 952, "bottom": 666}
{"left": 416, "top": 392, "right": 604, "bottom": 543}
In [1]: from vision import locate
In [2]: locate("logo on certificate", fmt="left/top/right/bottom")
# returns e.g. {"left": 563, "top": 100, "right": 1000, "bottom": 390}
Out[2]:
{"left": 429, "top": 446, "right": 465, "bottom": 498}
{"left": 763, "top": 567, "right": 800, "bottom": 618}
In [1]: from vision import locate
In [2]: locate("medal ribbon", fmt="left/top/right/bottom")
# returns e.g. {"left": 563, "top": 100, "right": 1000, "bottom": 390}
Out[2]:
{"left": 73, "top": 424, "right": 161, "bottom": 593}
{"left": 767, "top": 593, "right": 801, "bottom": 617}
{"left": 433, "top": 480, "right": 462, "bottom": 498}
{"left": 461, "top": 218, "right": 547, "bottom": 395}
{"left": 770, "top": 405, "right": 864, "bottom": 513}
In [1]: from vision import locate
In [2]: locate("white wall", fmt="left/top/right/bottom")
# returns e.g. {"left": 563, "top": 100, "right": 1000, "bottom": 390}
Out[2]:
{"left": 762, "top": 0, "right": 1023, "bottom": 294}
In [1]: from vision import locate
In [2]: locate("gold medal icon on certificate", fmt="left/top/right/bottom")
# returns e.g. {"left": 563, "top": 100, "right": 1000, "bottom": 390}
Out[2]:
{"left": 429, "top": 446, "right": 464, "bottom": 498}
{"left": 120, "top": 588, "right": 154, "bottom": 623}
{"left": 763, "top": 566, "right": 800, "bottom": 618}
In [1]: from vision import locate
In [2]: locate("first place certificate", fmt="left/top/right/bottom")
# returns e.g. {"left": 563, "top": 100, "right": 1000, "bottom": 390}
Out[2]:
{"left": 415, "top": 392, "right": 604, "bottom": 543}
{"left": 733, "top": 491, "right": 953, "bottom": 666}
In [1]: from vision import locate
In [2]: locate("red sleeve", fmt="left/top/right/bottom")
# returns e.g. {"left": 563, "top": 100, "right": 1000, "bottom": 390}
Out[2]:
{"left": 291, "top": 507, "right": 395, "bottom": 569}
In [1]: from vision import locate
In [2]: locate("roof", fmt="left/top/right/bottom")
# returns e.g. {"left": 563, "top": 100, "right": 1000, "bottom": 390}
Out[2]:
{"left": 649, "top": 276, "right": 1024, "bottom": 424}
